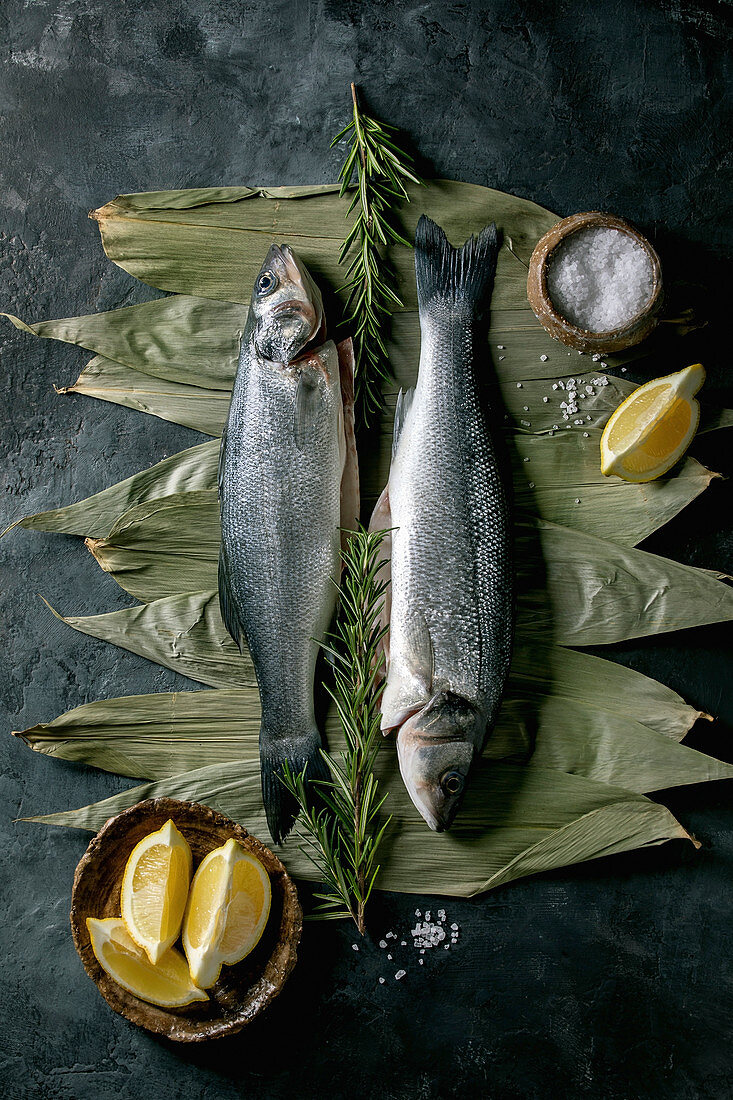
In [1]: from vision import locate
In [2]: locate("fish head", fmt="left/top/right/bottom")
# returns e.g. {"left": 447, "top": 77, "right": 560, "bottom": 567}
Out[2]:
{"left": 396, "top": 691, "right": 483, "bottom": 831}
{"left": 251, "top": 244, "right": 325, "bottom": 365}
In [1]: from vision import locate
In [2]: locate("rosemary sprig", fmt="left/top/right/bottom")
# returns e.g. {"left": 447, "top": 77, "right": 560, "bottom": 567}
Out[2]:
{"left": 280, "top": 527, "right": 391, "bottom": 934}
{"left": 330, "top": 83, "right": 423, "bottom": 426}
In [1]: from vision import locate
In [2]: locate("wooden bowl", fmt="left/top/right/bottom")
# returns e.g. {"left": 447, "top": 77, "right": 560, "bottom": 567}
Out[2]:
{"left": 527, "top": 211, "right": 663, "bottom": 354}
{"left": 70, "top": 798, "right": 302, "bottom": 1042}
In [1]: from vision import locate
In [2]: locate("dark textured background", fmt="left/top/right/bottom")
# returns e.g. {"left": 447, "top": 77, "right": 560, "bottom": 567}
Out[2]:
{"left": 1, "top": 2, "right": 732, "bottom": 1097}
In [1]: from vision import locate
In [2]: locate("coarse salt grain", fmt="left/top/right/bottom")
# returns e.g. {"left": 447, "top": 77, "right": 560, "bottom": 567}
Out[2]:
{"left": 379, "top": 940, "right": 387, "bottom": 948}
{"left": 352, "top": 944, "right": 359, "bottom": 951}
{"left": 379, "top": 977, "right": 385, "bottom": 984}
{"left": 540, "top": 354, "right": 548, "bottom": 361}
{"left": 547, "top": 226, "right": 653, "bottom": 333}
{"left": 395, "top": 969, "right": 406, "bottom": 981}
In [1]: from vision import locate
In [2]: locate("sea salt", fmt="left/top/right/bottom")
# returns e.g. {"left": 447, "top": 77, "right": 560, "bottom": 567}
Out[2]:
{"left": 547, "top": 226, "right": 654, "bottom": 332}
{"left": 395, "top": 969, "right": 406, "bottom": 981}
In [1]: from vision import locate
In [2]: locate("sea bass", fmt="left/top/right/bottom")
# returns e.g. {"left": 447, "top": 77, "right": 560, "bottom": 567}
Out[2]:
{"left": 372, "top": 215, "right": 513, "bottom": 831}
{"left": 219, "top": 243, "right": 358, "bottom": 844}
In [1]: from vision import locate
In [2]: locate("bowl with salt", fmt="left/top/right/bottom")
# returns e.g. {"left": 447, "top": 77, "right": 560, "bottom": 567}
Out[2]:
{"left": 527, "top": 212, "right": 663, "bottom": 354}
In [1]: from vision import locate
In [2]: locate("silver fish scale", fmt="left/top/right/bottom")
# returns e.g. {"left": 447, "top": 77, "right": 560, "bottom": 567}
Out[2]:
{"left": 388, "top": 307, "right": 513, "bottom": 736}
{"left": 220, "top": 339, "right": 343, "bottom": 742}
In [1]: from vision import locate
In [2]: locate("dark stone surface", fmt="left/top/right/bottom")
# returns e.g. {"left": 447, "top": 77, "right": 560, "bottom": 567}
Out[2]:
{"left": 1, "top": 1, "right": 731, "bottom": 1097}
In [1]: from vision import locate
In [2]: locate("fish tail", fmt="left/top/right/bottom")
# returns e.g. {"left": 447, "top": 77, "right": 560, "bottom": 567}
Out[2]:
{"left": 261, "top": 729, "right": 331, "bottom": 845}
{"left": 414, "top": 214, "right": 499, "bottom": 315}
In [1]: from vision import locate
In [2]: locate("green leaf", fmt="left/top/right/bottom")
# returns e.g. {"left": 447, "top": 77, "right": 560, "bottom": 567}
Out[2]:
{"left": 74, "top": 486, "right": 733, "bottom": 642}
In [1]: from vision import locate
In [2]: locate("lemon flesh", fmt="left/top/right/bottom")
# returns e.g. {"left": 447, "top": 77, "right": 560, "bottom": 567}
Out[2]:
{"left": 87, "top": 917, "right": 208, "bottom": 1008}
{"left": 182, "top": 838, "right": 272, "bottom": 989}
{"left": 600, "top": 363, "right": 705, "bottom": 483}
{"left": 121, "top": 819, "right": 193, "bottom": 965}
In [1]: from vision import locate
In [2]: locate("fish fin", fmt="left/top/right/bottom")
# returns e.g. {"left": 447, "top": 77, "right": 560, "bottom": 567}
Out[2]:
{"left": 380, "top": 611, "right": 434, "bottom": 732}
{"left": 368, "top": 484, "right": 393, "bottom": 675}
{"left": 392, "top": 387, "right": 415, "bottom": 461}
{"left": 414, "top": 214, "right": 499, "bottom": 316}
{"left": 294, "top": 368, "right": 324, "bottom": 452}
{"left": 337, "top": 338, "right": 360, "bottom": 541}
{"left": 261, "top": 729, "right": 331, "bottom": 845}
{"left": 218, "top": 548, "right": 243, "bottom": 653}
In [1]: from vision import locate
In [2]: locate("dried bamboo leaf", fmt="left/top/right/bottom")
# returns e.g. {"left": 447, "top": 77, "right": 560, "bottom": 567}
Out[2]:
{"left": 2, "top": 296, "right": 243, "bottom": 389}
{"left": 20, "top": 660, "right": 723, "bottom": 797}
{"left": 79, "top": 488, "right": 733, "bottom": 643}
{"left": 47, "top": 592, "right": 703, "bottom": 741}
{"left": 522, "top": 520, "right": 733, "bottom": 644}
{"left": 20, "top": 440, "right": 219, "bottom": 539}
{"left": 85, "top": 491, "right": 219, "bottom": 601}
{"left": 21, "top": 754, "right": 695, "bottom": 897}
{"left": 48, "top": 589, "right": 252, "bottom": 688}
{"left": 91, "top": 180, "right": 556, "bottom": 313}
{"left": 66, "top": 356, "right": 230, "bottom": 437}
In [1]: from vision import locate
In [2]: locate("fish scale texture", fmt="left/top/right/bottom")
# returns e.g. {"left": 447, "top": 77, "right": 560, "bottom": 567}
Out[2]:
{"left": 219, "top": 332, "right": 342, "bottom": 839}
{"left": 386, "top": 307, "right": 513, "bottom": 733}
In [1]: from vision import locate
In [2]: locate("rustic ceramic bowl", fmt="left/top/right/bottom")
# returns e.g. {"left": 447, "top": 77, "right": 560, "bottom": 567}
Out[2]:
{"left": 70, "top": 797, "right": 302, "bottom": 1042}
{"left": 527, "top": 211, "right": 663, "bottom": 354}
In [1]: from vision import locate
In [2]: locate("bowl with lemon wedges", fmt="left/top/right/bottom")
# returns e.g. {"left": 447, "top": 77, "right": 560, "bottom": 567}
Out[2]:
{"left": 70, "top": 798, "right": 302, "bottom": 1041}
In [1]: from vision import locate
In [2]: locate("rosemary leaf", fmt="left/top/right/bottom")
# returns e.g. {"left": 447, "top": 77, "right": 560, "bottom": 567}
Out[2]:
{"left": 330, "top": 84, "right": 424, "bottom": 425}
{"left": 279, "top": 527, "right": 392, "bottom": 934}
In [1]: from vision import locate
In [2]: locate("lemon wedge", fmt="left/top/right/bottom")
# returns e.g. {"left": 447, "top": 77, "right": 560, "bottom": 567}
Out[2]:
{"left": 182, "top": 838, "right": 272, "bottom": 989}
{"left": 120, "top": 819, "right": 192, "bottom": 965}
{"left": 600, "top": 363, "right": 705, "bottom": 483}
{"left": 87, "top": 917, "right": 208, "bottom": 1007}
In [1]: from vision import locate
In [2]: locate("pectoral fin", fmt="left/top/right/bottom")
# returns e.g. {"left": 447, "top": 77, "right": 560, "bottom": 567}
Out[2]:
{"left": 381, "top": 611, "right": 434, "bottom": 733}
{"left": 294, "top": 368, "right": 324, "bottom": 451}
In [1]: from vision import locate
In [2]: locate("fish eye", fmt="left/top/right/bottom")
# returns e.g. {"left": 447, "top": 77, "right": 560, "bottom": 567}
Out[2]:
{"left": 441, "top": 771, "right": 465, "bottom": 796}
{"left": 256, "top": 271, "right": 277, "bottom": 295}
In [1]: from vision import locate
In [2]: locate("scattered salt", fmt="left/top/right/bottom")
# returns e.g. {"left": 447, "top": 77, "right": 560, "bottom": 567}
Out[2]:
{"left": 418, "top": 958, "right": 424, "bottom": 966}
{"left": 540, "top": 354, "right": 548, "bottom": 362}
{"left": 543, "top": 396, "right": 549, "bottom": 403}
{"left": 395, "top": 969, "right": 406, "bottom": 981}
{"left": 352, "top": 944, "right": 359, "bottom": 951}
{"left": 379, "top": 977, "right": 385, "bottom": 984}
{"left": 547, "top": 226, "right": 654, "bottom": 333}
{"left": 583, "top": 432, "right": 589, "bottom": 438}
{"left": 575, "top": 498, "right": 581, "bottom": 504}
{"left": 529, "top": 482, "right": 535, "bottom": 488}
{"left": 516, "top": 383, "right": 522, "bottom": 389}
{"left": 498, "top": 355, "right": 505, "bottom": 361}
{"left": 497, "top": 345, "right": 505, "bottom": 349}
{"left": 451, "top": 924, "right": 459, "bottom": 930}
{"left": 387, "top": 953, "right": 392, "bottom": 960}
{"left": 379, "top": 940, "right": 387, "bottom": 948}
{"left": 400, "top": 941, "right": 407, "bottom": 946}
